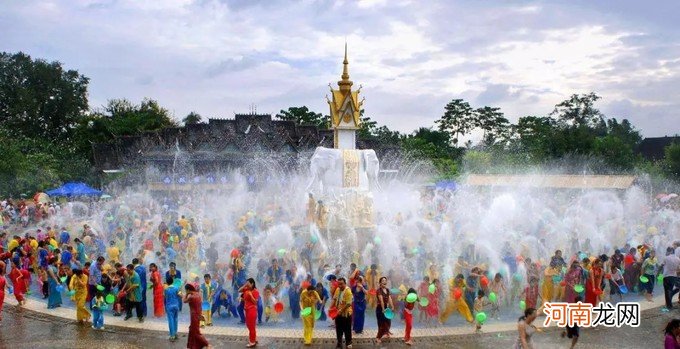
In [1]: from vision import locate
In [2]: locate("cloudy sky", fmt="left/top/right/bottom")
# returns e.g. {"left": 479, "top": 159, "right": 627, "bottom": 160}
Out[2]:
{"left": 2, "top": 0, "right": 679, "bottom": 137}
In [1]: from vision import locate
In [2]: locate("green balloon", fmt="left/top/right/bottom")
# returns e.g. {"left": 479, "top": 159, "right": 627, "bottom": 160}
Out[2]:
{"left": 406, "top": 293, "right": 418, "bottom": 303}
{"left": 419, "top": 297, "right": 429, "bottom": 307}
{"left": 373, "top": 236, "right": 382, "bottom": 244}
{"left": 639, "top": 275, "right": 649, "bottom": 283}
{"left": 476, "top": 312, "right": 487, "bottom": 324}
{"left": 488, "top": 292, "right": 497, "bottom": 303}
{"left": 301, "top": 307, "right": 313, "bottom": 317}
{"left": 60, "top": 276, "right": 67, "bottom": 283}
{"left": 658, "top": 274, "right": 664, "bottom": 283}
{"left": 573, "top": 284, "right": 584, "bottom": 293}
{"left": 96, "top": 284, "right": 105, "bottom": 291}
{"left": 314, "top": 308, "right": 322, "bottom": 320}
{"left": 519, "top": 300, "right": 526, "bottom": 310}
{"left": 105, "top": 294, "right": 115, "bottom": 304}
{"left": 428, "top": 284, "right": 436, "bottom": 294}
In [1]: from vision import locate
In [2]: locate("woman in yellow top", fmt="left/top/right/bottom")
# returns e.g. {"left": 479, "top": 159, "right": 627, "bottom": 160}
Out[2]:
{"left": 364, "top": 264, "right": 380, "bottom": 309}
{"left": 299, "top": 284, "right": 322, "bottom": 345}
{"left": 541, "top": 266, "right": 559, "bottom": 311}
{"left": 70, "top": 268, "right": 90, "bottom": 323}
{"left": 107, "top": 241, "right": 120, "bottom": 264}
{"left": 439, "top": 274, "right": 473, "bottom": 324}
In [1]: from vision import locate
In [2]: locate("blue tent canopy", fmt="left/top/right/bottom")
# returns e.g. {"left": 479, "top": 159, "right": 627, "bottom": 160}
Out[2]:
{"left": 46, "top": 182, "right": 102, "bottom": 198}
{"left": 434, "top": 180, "right": 457, "bottom": 190}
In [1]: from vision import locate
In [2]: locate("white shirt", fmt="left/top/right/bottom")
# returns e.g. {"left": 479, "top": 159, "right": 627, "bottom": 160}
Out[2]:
{"left": 662, "top": 254, "right": 680, "bottom": 278}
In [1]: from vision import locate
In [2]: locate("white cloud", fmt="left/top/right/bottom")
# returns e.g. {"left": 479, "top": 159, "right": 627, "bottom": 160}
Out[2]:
{"left": 1, "top": 0, "right": 679, "bottom": 136}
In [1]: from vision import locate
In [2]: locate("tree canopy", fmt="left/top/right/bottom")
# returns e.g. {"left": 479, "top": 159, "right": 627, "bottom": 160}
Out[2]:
{"left": 276, "top": 106, "right": 329, "bottom": 128}
{"left": 0, "top": 51, "right": 676, "bottom": 195}
{"left": 0, "top": 52, "right": 89, "bottom": 146}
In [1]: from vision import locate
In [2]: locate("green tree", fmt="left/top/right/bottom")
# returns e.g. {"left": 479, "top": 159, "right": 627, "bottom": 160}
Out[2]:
{"left": 474, "top": 106, "right": 510, "bottom": 146}
{"left": 663, "top": 142, "right": 680, "bottom": 179}
{"left": 276, "top": 106, "right": 329, "bottom": 128}
{"left": 0, "top": 52, "right": 89, "bottom": 145}
{"left": 510, "top": 116, "right": 558, "bottom": 159}
{"left": 183, "top": 111, "right": 203, "bottom": 125}
{"left": 436, "top": 99, "right": 474, "bottom": 146}
{"left": 606, "top": 118, "right": 641, "bottom": 148}
{"left": 72, "top": 98, "right": 178, "bottom": 164}
{"left": 550, "top": 92, "right": 605, "bottom": 129}
{"left": 593, "top": 135, "right": 638, "bottom": 170}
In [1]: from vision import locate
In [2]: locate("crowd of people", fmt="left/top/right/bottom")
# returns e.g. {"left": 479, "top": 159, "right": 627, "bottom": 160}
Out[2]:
{"left": 1, "top": 188, "right": 679, "bottom": 348}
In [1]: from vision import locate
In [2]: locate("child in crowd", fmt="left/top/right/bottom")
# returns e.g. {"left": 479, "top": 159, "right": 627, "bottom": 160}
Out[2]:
{"left": 521, "top": 277, "right": 541, "bottom": 310}
{"left": 263, "top": 284, "right": 279, "bottom": 322}
{"left": 473, "top": 290, "right": 488, "bottom": 332}
{"left": 488, "top": 273, "right": 505, "bottom": 320}
{"left": 609, "top": 266, "right": 624, "bottom": 302}
{"left": 92, "top": 290, "right": 106, "bottom": 330}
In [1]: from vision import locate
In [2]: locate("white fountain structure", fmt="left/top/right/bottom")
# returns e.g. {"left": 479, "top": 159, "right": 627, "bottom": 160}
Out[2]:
{"left": 306, "top": 45, "right": 380, "bottom": 255}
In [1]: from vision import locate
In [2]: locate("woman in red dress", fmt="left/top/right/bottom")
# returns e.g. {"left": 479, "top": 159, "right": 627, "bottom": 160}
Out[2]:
{"left": 240, "top": 278, "right": 260, "bottom": 348}
{"left": 426, "top": 279, "right": 441, "bottom": 323}
{"left": 8, "top": 262, "right": 26, "bottom": 305}
{"left": 184, "top": 283, "right": 211, "bottom": 349}
{"left": 149, "top": 263, "right": 165, "bottom": 317}
{"left": 585, "top": 258, "right": 604, "bottom": 306}
{"left": 0, "top": 261, "right": 7, "bottom": 320}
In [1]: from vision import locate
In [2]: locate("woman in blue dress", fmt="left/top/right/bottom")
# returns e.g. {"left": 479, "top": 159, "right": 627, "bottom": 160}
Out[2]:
{"left": 315, "top": 282, "right": 329, "bottom": 321}
{"left": 46, "top": 257, "right": 62, "bottom": 309}
{"left": 286, "top": 269, "right": 301, "bottom": 319}
{"left": 352, "top": 276, "right": 367, "bottom": 334}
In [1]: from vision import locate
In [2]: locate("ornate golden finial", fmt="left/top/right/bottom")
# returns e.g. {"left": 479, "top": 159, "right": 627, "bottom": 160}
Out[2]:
{"left": 338, "top": 42, "right": 353, "bottom": 91}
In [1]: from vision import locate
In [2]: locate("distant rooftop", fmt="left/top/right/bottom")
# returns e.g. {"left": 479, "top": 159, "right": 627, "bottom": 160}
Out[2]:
{"left": 638, "top": 136, "right": 680, "bottom": 161}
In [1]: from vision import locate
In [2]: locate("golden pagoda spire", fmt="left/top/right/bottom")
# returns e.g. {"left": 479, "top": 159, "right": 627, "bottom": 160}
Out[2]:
{"left": 338, "top": 42, "right": 353, "bottom": 92}
{"left": 327, "top": 43, "right": 362, "bottom": 148}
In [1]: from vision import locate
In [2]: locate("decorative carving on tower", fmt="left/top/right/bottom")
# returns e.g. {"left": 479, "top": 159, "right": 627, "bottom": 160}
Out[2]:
{"left": 326, "top": 43, "right": 364, "bottom": 149}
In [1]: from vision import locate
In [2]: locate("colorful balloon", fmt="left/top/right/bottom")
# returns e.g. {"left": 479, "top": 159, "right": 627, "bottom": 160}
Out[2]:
{"left": 301, "top": 307, "right": 313, "bottom": 317}
{"left": 476, "top": 312, "right": 487, "bottom": 324}
{"left": 488, "top": 292, "right": 497, "bottom": 303}
{"left": 274, "top": 302, "right": 284, "bottom": 313}
{"left": 453, "top": 288, "right": 462, "bottom": 300}
{"left": 428, "top": 283, "right": 436, "bottom": 294}
{"left": 406, "top": 293, "right": 418, "bottom": 303}
{"left": 105, "top": 294, "right": 115, "bottom": 304}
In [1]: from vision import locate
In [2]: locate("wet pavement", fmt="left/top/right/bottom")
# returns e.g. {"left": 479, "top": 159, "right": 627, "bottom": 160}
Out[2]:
{"left": 1, "top": 304, "right": 678, "bottom": 349}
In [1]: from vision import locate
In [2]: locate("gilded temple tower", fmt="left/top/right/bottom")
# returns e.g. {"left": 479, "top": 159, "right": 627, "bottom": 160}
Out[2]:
{"left": 327, "top": 44, "right": 364, "bottom": 149}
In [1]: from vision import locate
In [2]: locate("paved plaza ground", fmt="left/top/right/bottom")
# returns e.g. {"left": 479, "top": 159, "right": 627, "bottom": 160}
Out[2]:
{"left": 2, "top": 293, "right": 678, "bottom": 348}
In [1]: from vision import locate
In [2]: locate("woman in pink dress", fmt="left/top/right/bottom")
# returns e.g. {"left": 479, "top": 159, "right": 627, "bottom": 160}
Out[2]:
{"left": 565, "top": 261, "right": 584, "bottom": 303}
